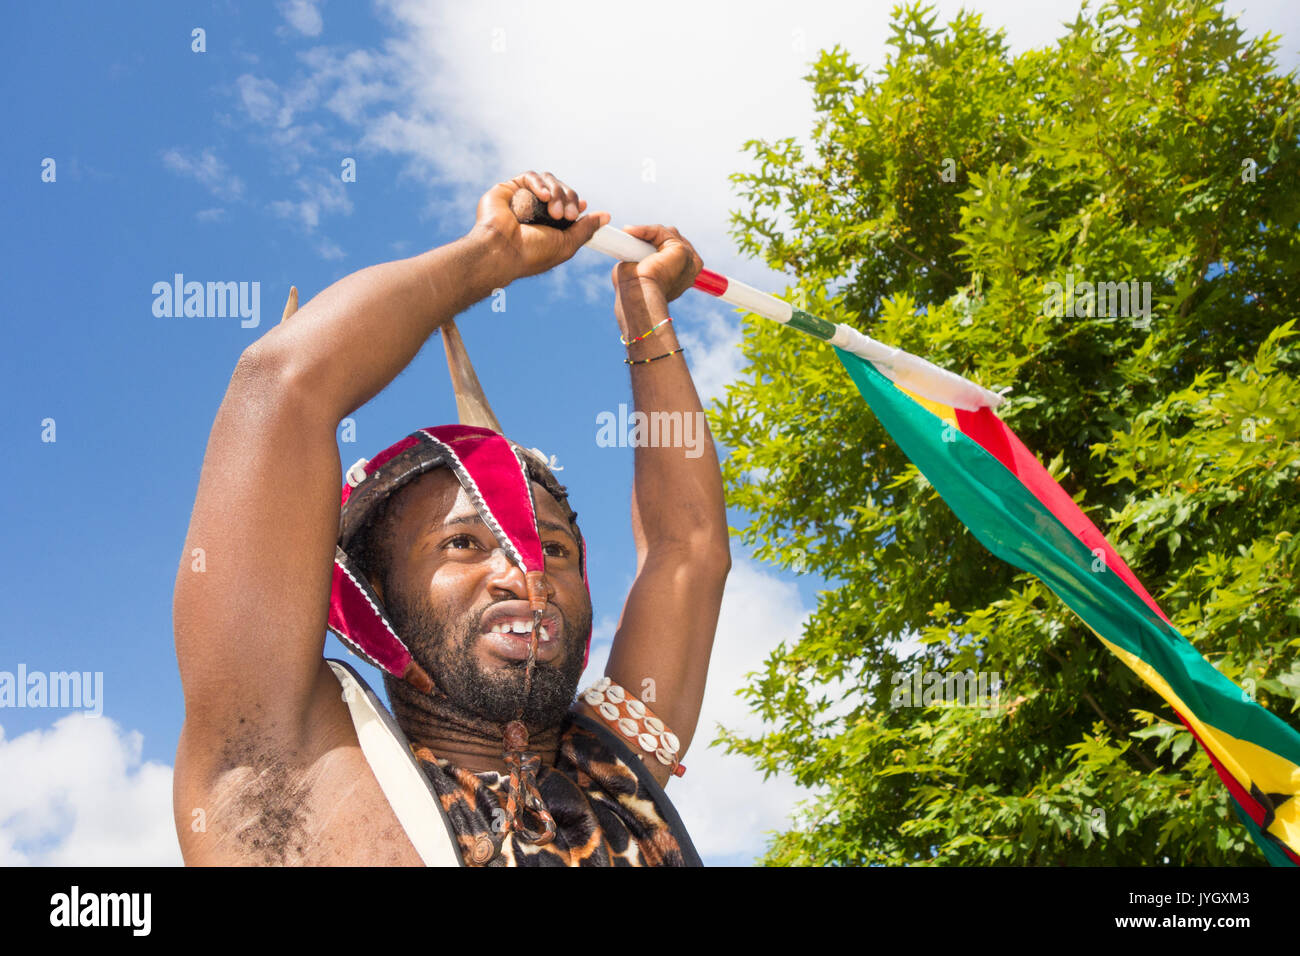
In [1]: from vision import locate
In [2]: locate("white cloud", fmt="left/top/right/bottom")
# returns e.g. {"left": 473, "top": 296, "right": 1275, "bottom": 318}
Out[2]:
{"left": 234, "top": 73, "right": 333, "bottom": 167}
{"left": 238, "top": 0, "right": 1299, "bottom": 286}
{"left": 317, "top": 237, "right": 347, "bottom": 260}
{"left": 301, "top": 47, "right": 396, "bottom": 124}
{"left": 673, "top": 299, "right": 746, "bottom": 409}
{"left": 323, "top": 0, "right": 1210, "bottom": 281}
{"left": 161, "top": 148, "right": 245, "bottom": 201}
{"left": 236, "top": 73, "right": 281, "bottom": 125}
{"left": 889, "top": 629, "right": 927, "bottom": 663}
{"left": 196, "top": 207, "right": 226, "bottom": 223}
{"left": 360, "top": 110, "right": 487, "bottom": 189}
{"left": 321, "top": 0, "right": 828, "bottom": 287}
{"left": 0, "top": 716, "right": 181, "bottom": 866}
{"left": 666, "top": 557, "right": 816, "bottom": 862}
{"left": 575, "top": 264, "right": 612, "bottom": 306}
{"left": 280, "top": 0, "right": 324, "bottom": 38}
{"left": 269, "top": 174, "right": 354, "bottom": 231}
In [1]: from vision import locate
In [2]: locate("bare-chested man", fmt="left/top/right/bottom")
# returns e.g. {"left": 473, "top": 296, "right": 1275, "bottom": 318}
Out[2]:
{"left": 172, "top": 171, "right": 729, "bottom": 866}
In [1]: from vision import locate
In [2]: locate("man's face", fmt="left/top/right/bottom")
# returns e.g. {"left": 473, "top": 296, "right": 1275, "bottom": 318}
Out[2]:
{"left": 378, "top": 468, "right": 591, "bottom": 729}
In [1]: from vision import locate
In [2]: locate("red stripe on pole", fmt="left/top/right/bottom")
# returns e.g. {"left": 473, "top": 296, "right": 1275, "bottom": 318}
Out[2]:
{"left": 693, "top": 268, "right": 729, "bottom": 297}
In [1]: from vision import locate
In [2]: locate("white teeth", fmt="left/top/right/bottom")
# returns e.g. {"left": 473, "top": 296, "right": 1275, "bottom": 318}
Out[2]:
{"left": 487, "top": 620, "right": 553, "bottom": 642}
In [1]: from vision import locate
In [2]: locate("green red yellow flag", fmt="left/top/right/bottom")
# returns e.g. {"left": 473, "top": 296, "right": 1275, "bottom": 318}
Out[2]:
{"left": 575, "top": 223, "right": 1300, "bottom": 865}
{"left": 835, "top": 346, "right": 1300, "bottom": 867}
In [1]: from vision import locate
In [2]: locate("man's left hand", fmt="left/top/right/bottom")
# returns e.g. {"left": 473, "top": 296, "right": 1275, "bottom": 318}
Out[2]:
{"left": 611, "top": 224, "right": 702, "bottom": 307}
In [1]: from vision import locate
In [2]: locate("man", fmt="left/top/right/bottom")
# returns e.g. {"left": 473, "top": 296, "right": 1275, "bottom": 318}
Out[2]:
{"left": 171, "top": 171, "right": 730, "bottom": 866}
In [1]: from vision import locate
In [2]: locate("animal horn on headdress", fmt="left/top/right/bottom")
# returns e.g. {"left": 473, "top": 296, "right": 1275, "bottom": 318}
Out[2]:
{"left": 441, "top": 319, "right": 504, "bottom": 434}
{"left": 280, "top": 286, "right": 299, "bottom": 323}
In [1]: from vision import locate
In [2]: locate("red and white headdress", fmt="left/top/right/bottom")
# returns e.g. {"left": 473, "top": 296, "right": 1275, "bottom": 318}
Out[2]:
{"left": 324, "top": 322, "right": 590, "bottom": 692}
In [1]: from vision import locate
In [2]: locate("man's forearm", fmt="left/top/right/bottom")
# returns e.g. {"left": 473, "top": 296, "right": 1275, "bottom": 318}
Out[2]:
{"left": 618, "top": 288, "right": 729, "bottom": 562}
{"left": 243, "top": 228, "right": 515, "bottom": 426}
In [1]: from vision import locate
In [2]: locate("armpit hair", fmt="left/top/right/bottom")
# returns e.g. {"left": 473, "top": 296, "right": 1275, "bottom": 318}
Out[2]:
{"left": 209, "top": 717, "right": 315, "bottom": 866}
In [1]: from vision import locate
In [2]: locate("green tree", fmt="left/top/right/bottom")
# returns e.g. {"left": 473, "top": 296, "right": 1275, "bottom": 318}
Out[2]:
{"left": 713, "top": 0, "right": 1300, "bottom": 865}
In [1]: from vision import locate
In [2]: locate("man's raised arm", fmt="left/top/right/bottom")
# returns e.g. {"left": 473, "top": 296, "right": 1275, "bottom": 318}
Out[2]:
{"left": 592, "top": 225, "right": 731, "bottom": 785}
{"left": 172, "top": 172, "right": 608, "bottom": 757}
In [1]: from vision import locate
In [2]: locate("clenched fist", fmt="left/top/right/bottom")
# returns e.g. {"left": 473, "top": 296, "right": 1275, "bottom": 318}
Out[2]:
{"left": 471, "top": 170, "right": 609, "bottom": 281}
{"left": 611, "top": 224, "right": 702, "bottom": 319}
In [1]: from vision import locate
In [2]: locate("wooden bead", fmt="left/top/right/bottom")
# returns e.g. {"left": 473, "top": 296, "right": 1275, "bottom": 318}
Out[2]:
{"left": 471, "top": 836, "right": 495, "bottom": 864}
{"left": 502, "top": 720, "right": 529, "bottom": 751}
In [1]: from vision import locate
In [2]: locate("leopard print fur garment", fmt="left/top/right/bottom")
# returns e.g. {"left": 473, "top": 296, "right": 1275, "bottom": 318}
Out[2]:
{"left": 415, "top": 710, "right": 703, "bottom": 867}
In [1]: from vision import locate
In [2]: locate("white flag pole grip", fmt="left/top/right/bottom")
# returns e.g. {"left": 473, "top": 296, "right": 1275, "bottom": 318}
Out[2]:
{"left": 585, "top": 225, "right": 659, "bottom": 262}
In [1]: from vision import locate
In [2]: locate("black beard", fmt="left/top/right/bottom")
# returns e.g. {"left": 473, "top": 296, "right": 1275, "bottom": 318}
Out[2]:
{"left": 386, "top": 586, "right": 591, "bottom": 731}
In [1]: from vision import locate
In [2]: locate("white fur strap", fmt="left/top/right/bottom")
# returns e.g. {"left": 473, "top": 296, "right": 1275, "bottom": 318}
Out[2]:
{"left": 327, "top": 659, "right": 462, "bottom": 867}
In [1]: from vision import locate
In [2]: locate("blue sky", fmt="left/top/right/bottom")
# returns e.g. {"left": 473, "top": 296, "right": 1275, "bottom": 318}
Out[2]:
{"left": 2, "top": 0, "right": 1296, "bottom": 866}
{"left": 0, "top": 0, "right": 825, "bottom": 866}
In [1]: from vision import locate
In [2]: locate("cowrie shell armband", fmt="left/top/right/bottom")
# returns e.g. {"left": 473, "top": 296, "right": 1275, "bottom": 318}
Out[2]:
{"left": 578, "top": 679, "right": 685, "bottom": 777}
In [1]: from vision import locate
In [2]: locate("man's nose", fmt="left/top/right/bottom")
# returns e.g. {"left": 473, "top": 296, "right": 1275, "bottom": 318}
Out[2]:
{"left": 485, "top": 549, "right": 551, "bottom": 602}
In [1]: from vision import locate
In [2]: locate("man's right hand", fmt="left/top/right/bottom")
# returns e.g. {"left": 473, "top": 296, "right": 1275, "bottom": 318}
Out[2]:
{"left": 473, "top": 170, "right": 609, "bottom": 280}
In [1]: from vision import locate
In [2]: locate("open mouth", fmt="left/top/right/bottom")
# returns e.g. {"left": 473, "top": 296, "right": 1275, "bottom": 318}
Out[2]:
{"left": 478, "top": 603, "right": 563, "bottom": 662}
{"left": 485, "top": 619, "right": 555, "bottom": 643}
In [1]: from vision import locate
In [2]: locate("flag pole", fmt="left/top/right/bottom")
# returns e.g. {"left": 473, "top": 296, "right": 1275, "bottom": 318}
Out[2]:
{"left": 510, "top": 190, "right": 1002, "bottom": 411}
{"left": 582, "top": 224, "right": 1004, "bottom": 412}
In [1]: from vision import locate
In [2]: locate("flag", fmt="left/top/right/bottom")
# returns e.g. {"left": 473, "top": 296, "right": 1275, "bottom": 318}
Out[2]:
{"left": 836, "top": 345, "right": 1300, "bottom": 866}
{"left": 575, "top": 222, "right": 1300, "bottom": 865}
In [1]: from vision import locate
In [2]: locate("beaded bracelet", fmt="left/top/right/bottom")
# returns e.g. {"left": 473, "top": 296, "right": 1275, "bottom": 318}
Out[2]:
{"left": 580, "top": 677, "right": 686, "bottom": 777}
{"left": 619, "top": 316, "right": 673, "bottom": 345}
{"left": 624, "top": 345, "right": 685, "bottom": 366}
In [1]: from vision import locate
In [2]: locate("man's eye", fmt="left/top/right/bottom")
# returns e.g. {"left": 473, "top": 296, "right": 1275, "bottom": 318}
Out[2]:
{"left": 447, "top": 534, "right": 479, "bottom": 550}
{"left": 543, "top": 542, "right": 570, "bottom": 558}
